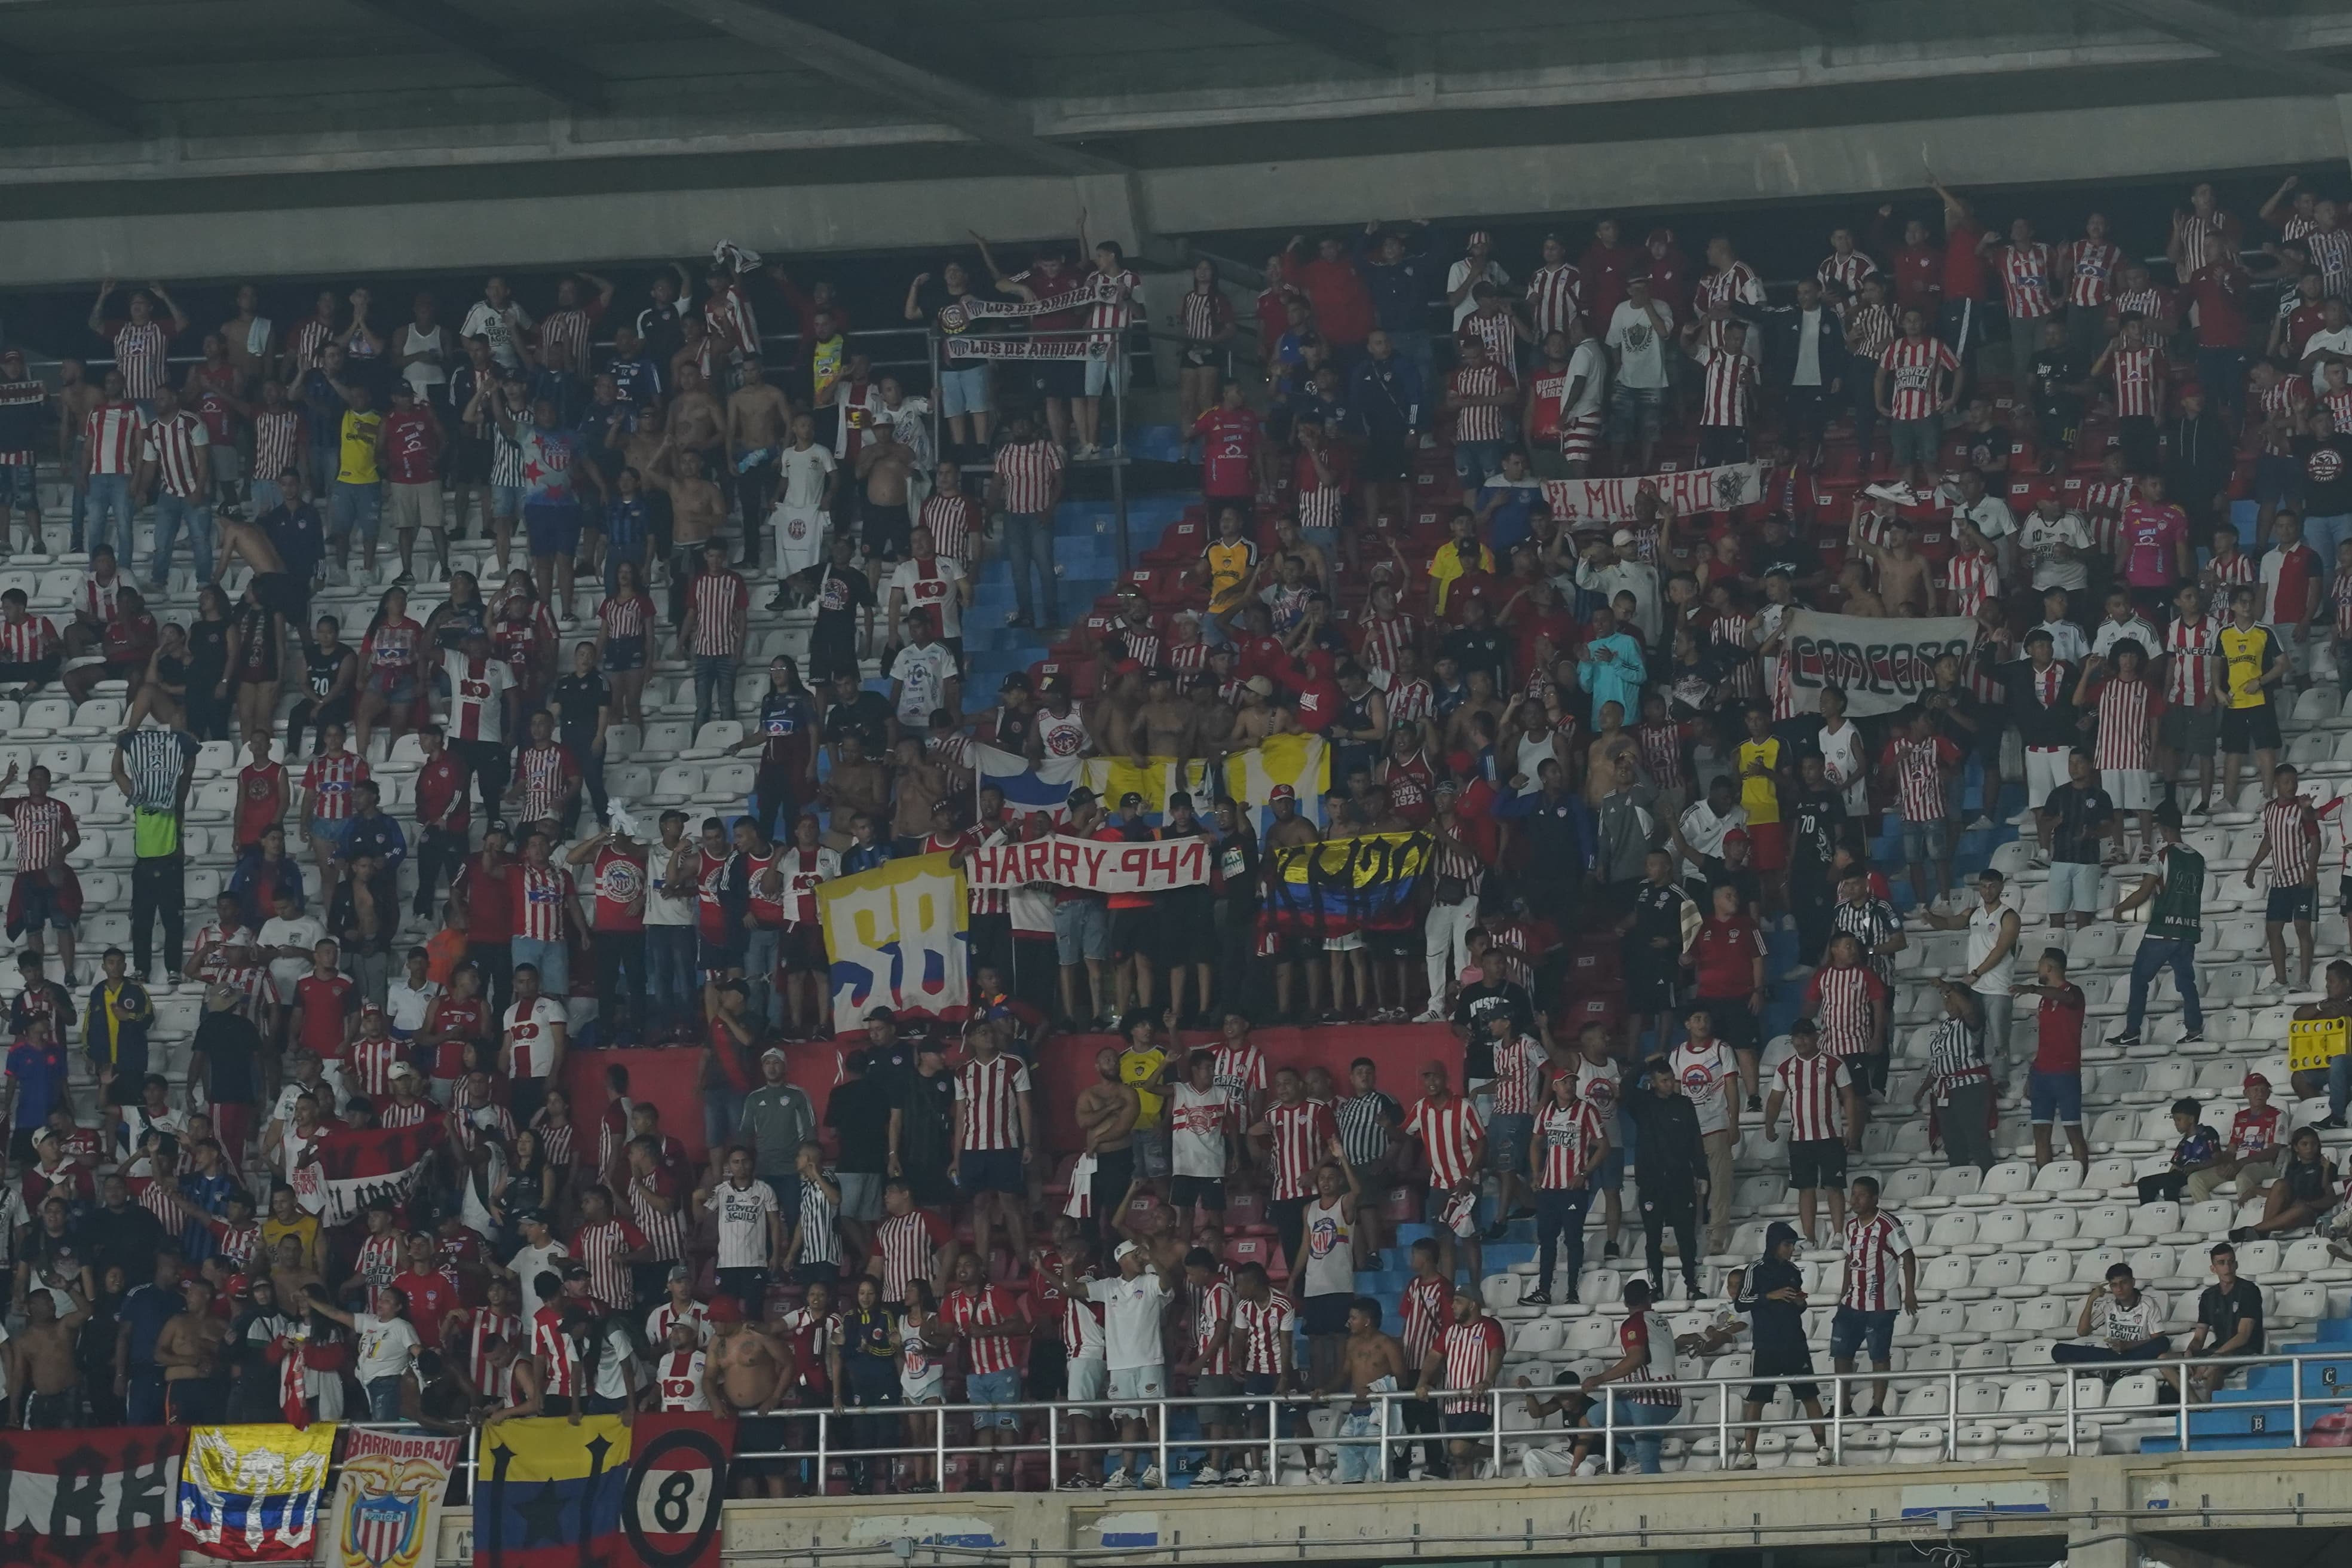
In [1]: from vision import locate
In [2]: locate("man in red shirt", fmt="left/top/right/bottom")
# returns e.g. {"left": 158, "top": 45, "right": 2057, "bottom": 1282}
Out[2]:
{"left": 1192, "top": 381, "right": 1265, "bottom": 504}
{"left": 1930, "top": 176, "right": 1987, "bottom": 366}
{"left": 1287, "top": 234, "right": 1373, "bottom": 355}
{"left": 452, "top": 819, "right": 516, "bottom": 1015}
{"left": 2177, "top": 229, "right": 2253, "bottom": 420}
{"left": 391, "top": 1230, "right": 465, "bottom": 1356}
{"left": 411, "top": 724, "right": 470, "bottom": 921}
{"left": 379, "top": 384, "right": 444, "bottom": 584}
{"left": 1690, "top": 883, "right": 1769, "bottom": 1108}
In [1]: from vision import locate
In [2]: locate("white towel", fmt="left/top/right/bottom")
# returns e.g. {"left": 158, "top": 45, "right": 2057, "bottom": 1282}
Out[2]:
{"left": 1064, "top": 1153, "right": 1097, "bottom": 1219}
{"left": 245, "top": 316, "right": 272, "bottom": 358}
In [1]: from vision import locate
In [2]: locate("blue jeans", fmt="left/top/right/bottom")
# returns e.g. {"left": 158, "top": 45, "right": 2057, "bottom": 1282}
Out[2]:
{"left": 366, "top": 1374, "right": 403, "bottom": 1422}
{"left": 2308, "top": 514, "right": 2351, "bottom": 577}
{"left": 149, "top": 493, "right": 215, "bottom": 586}
{"left": 1453, "top": 438, "right": 1505, "bottom": 494}
{"left": 331, "top": 480, "right": 382, "bottom": 544}
{"left": 1003, "top": 511, "right": 1058, "bottom": 625}
{"left": 745, "top": 926, "right": 781, "bottom": 1026}
{"left": 85, "top": 473, "right": 134, "bottom": 561}
{"left": 511, "top": 934, "right": 569, "bottom": 996}
{"left": 704, "top": 1086, "right": 748, "bottom": 1155}
{"left": 250, "top": 477, "right": 282, "bottom": 517}
{"left": 2198, "top": 347, "right": 2248, "bottom": 419}
{"left": 2124, "top": 936, "right": 2203, "bottom": 1037}
{"left": 1335, "top": 1409, "right": 1386, "bottom": 1484}
{"left": 2332, "top": 1051, "right": 2352, "bottom": 1122}
{"left": 1606, "top": 1396, "right": 1680, "bottom": 1474}
{"left": 694, "top": 656, "right": 737, "bottom": 725}
{"left": 645, "top": 926, "right": 697, "bottom": 1025}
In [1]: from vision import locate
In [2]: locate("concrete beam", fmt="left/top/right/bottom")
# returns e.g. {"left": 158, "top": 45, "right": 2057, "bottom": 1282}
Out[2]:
{"left": 343, "top": 0, "right": 608, "bottom": 115}
{"left": 1193, "top": 1, "right": 1398, "bottom": 72}
{"left": 0, "top": 48, "right": 143, "bottom": 139}
{"left": 645, "top": 0, "right": 1123, "bottom": 177}
{"left": 2080, "top": 0, "right": 2352, "bottom": 95}
{"left": 1742, "top": 0, "right": 1858, "bottom": 30}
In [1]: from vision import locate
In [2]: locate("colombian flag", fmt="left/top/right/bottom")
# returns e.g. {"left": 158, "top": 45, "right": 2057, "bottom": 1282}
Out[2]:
{"left": 473, "top": 1416, "right": 632, "bottom": 1568}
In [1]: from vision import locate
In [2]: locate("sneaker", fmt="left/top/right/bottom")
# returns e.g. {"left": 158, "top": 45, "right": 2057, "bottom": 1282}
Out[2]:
{"left": 1574, "top": 1456, "right": 1603, "bottom": 1477}
{"left": 1745, "top": 1094, "right": 1763, "bottom": 1114}
{"left": 2228, "top": 1226, "right": 2255, "bottom": 1243}
{"left": 1138, "top": 1465, "right": 1162, "bottom": 1489}
{"left": 1480, "top": 1221, "right": 1511, "bottom": 1242}
{"left": 1563, "top": 1286, "right": 1581, "bottom": 1304}
{"left": 1192, "top": 1466, "right": 1223, "bottom": 1487}
{"left": 1519, "top": 1287, "right": 1552, "bottom": 1306}
{"left": 391, "top": 569, "right": 415, "bottom": 587}
{"left": 1364, "top": 1251, "right": 1384, "bottom": 1271}
{"left": 1965, "top": 816, "right": 1994, "bottom": 832}
{"left": 1730, "top": 1451, "right": 1757, "bottom": 1471}
{"left": 1058, "top": 1474, "right": 1097, "bottom": 1490}
{"left": 2319, "top": 1116, "right": 2348, "bottom": 1131}
{"left": 767, "top": 589, "right": 794, "bottom": 611}
{"left": 1239, "top": 1468, "right": 1267, "bottom": 1487}
{"left": 1102, "top": 1469, "right": 1133, "bottom": 1492}
{"left": 1414, "top": 1004, "right": 1450, "bottom": 1022}
{"left": 1812, "top": 1444, "right": 1833, "bottom": 1466}
{"left": 2268, "top": 976, "right": 2293, "bottom": 994}
{"left": 2109, "top": 1031, "right": 2142, "bottom": 1048}
{"left": 1603, "top": 1240, "right": 1621, "bottom": 1260}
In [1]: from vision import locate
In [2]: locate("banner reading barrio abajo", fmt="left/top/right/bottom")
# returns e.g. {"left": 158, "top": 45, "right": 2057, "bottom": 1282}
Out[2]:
{"left": 964, "top": 832, "right": 1211, "bottom": 893}
{"left": 324, "top": 1429, "right": 461, "bottom": 1568}
{"left": 1780, "top": 609, "right": 1980, "bottom": 716}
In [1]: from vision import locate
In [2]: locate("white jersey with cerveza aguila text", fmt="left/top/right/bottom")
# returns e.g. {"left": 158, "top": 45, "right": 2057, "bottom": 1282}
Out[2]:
{"left": 706, "top": 1177, "right": 780, "bottom": 1269}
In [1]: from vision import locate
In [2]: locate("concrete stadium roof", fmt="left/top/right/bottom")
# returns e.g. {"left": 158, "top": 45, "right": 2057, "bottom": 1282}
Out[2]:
{"left": 0, "top": 0, "right": 2349, "bottom": 280}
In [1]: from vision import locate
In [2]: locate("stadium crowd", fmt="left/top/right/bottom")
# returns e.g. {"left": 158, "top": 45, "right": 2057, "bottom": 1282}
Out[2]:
{"left": 0, "top": 169, "right": 2339, "bottom": 1488}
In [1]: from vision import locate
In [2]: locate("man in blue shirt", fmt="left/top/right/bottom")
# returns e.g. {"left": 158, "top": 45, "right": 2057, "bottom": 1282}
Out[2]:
{"left": 605, "top": 325, "right": 663, "bottom": 411}
{"left": 116, "top": 1253, "right": 186, "bottom": 1424}
{"left": 339, "top": 780, "right": 408, "bottom": 874}
{"left": 1353, "top": 220, "right": 1438, "bottom": 388}
{"left": 4, "top": 1010, "right": 67, "bottom": 1163}
{"left": 259, "top": 468, "right": 326, "bottom": 594}
{"left": 1349, "top": 330, "right": 1425, "bottom": 536}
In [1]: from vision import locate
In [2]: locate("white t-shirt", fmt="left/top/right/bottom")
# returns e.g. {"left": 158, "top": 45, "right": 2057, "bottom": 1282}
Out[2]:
{"left": 1950, "top": 494, "right": 2016, "bottom": 547}
{"left": 656, "top": 1348, "right": 710, "bottom": 1410}
{"left": 888, "top": 557, "right": 967, "bottom": 640}
{"left": 592, "top": 1320, "right": 638, "bottom": 1401}
{"left": 705, "top": 1178, "right": 780, "bottom": 1270}
{"left": 1607, "top": 300, "right": 1675, "bottom": 390}
{"left": 777, "top": 443, "right": 835, "bottom": 510}
{"left": 504, "top": 997, "right": 566, "bottom": 1080}
{"left": 461, "top": 299, "right": 533, "bottom": 369}
{"left": 1447, "top": 258, "right": 1511, "bottom": 327}
{"left": 507, "top": 1241, "right": 569, "bottom": 1319}
{"left": 2092, "top": 615, "right": 2161, "bottom": 660}
{"left": 1675, "top": 800, "right": 1748, "bottom": 881}
{"left": 1564, "top": 338, "right": 1609, "bottom": 418}
{"left": 1086, "top": 1271, "right": 1170, "bottom": 1370}
{"left": 445, "top": 651, "right": 519, "bottom": 746}
{"left": 1669, "top": 1040, "right": 1735, "bottom": 1137}
{"left": 645, "top": 838, "right": 697, "bottom": 929}
{"left": 2020, "top": 510, "right": 2092, "bottom": 592}
{"left": 1169, "top": 1082, "right": 1233, "bottom": 1180}
{"left": 890, "top": 642, "right": 958, "bottom": 724}
{"left": 385, "top": 977, "right": 439, "bottom": 1040}
{"left": 1965, "top": 896, "right": 2022, "bottom": 997}
{"left": 2308, "top": 327, "right": 2352, "bottom": 389}
{"left": 399, "top": 323, "right": 449, "bottom": 393}
{"left": 259, "top": 915, "right": 326, "bottom": 1002}
{"left": 354, "top": 1310, "right": 420, "bottom": 1383}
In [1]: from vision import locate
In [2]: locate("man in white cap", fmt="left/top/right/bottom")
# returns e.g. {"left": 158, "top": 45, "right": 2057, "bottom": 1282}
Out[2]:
{"left": 1088, "top": 1229, "right": 1172, "bottom": 1490}
{"left": 1573, "top": 528, "right": 1661, "bottom": 645}
{"left": 737, "top": 1045, "right": 813, "bottom": 1226}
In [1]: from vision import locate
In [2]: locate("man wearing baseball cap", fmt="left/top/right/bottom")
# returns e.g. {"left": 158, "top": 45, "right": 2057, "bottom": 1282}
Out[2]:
{"left": 1261, "top": 780, "right": 1326, "bottom": 1020}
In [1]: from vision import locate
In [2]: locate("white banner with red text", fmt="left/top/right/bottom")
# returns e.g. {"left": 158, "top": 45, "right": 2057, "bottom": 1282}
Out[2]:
{"left": 1781, "top": 610, "right": 1981, "bottom": 717}
{"left": 942, "top": 336, "right": 1110, "bottom": 362}
{"left": 964, "top": 832, "right": 1212, "bottom": 893}
{"left": 1541, "top": 462, "right": 1763, "bottom": 523}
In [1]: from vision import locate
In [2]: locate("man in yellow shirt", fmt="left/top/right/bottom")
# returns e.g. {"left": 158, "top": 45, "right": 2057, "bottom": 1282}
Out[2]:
{"left": 332, "top": 382, "right": 384, "bottom": 584}
{"left": 2217, "top": 584, "right": 2286, "bottom": 810}
{"left": 1735, "top": 702, "right": 1788, "bottom": 918}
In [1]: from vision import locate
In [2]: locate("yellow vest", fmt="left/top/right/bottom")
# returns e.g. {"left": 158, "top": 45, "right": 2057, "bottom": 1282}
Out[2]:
{"left": 2218, "top": 623, "right": 2273, "bottom": 710}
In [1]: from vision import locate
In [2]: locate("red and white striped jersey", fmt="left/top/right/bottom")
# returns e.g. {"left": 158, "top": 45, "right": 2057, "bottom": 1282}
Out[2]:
{"left": 1436, "top": 1314, "right": 1505, "bottom": 1413}
{"left": 2311, "top": 229, "right": 2352, "bottom": 297}
{"left": 1405, "top": 1094, "right": 1485, "bottom": 1189}
{"left": 1192, "top": 1279, "right": 1235, "bottom": 1374}
{"left": 300, "top": 751, "right": 366, "bottom": 820}
{"left": 2325, "top": 388, "right": 2352, "bottom": 431}
{"left": 918, "top": 493, "right": 983, "bottom": 566}
{"left": 1885, "top": 734, "right": 1954, "bottom": 823}
{"left": 1878, "top": 336, "right": 1959, "bottom": 421}
{"left": 1083, "top": 269, "right": 1143, "bottom": 336}
{"left": 469, "top": 1308, "right": 519, "bottom": 1402}
{"left": 1840, "top": 1211, "right": 1915, "bottom": 1311}
{"left": 1179, "top": 288, "right": 1234, "bottom": 345}
{"left": 1945, "top": 551, "right": 1999, "bottom": 618}
{"left": 2109, "top": 344, "right": 2165, "bottom": 418}
{"left": 1463, "top": 308, "right": 1515, "bottom": 370}
{"left": 1233, "top": 1294, "right": 1295, "bottom": 1376}
{"left": 657, "top": 1349, "right": 709, "bottom": 1410}
{"left": 1774, "top": 1051, "right": 1852, "bottom": 1143}
{"left": 1399, "top": 1273, "right": 1453, "bottom": 1371}
{"left": 213, "top": 1221, "right": 260, "bottom": 1270}
{"left": 4, "top": 795, "right": 75, "bottom": 872}
{"left": 572, "top": 1217, "right": 647, "bottom": 1310}
{"left": 1487, "top": 1034, "right": 1544, "bottom": 1116}
{"left": 943, "top": 1282, "right": 1025, "bottom": 1376}
{"left": 2264, "top": 795, "right": 2321, "bottom": 886}
{"left": 874, "top": 1209, "right": 946, "bottom": 1303}
{"left": 515, "top": 745, "right": 576, "bottom": 826}
{"left": 0, "top": 615, "right": 59, "bottom": 666}
{"left": 84, "top": 401, "right": 147, "bottom": 476}
{"left": 109, "top": 320, "right": 173, "bottom": 400}
{"left": 2257, "top": 373, "right": 2312, "bottom": 428}
{"left": 1262, "top": 1098, "right": 1337, "bottom": 1201}
{"left": 1845, "top": 302, "right": 1896, "bottom": 360}
{"left": 647, "top": 1298, "right": 709, "bottom": 1348}
{"left": 2083, "top": 477, "right": 2137, "bottom": 532}
{"left": 1063, "top": 1279, "right": 1105, "bottom": 1360}
{"left": 686, "top": 571, "right": 748, "bottom": 658}
{"left": 345, "top": 1034, "right": 401, "bottom": 1099}
{"left": 1711, "top": 610, "right": 1760, "bottom": 699}
{"left": 1696, "top": 262, "right": 1765, "bottom": 313}
{"left": 1999, "top": 243, "right": 2056, "bottom": 319}
{"left": 1448, "top": 363, "right": 1515, "bottom": 443}
{"left": 2062, "top": 240, "right": 2122, "bottom": 306}
{"left": 353, "top": 1230, "right": 402, "bottom": 1287}
{"left": 703, "top": 284, "right": 760, "bottom": 359}
{"left": 1386, "top": 676, "right": 1434, "bottom": 730}
{"left": 1615, "top": 1309, "right": 1682, "bottom": 1402}
{"left": 1298, "top": 473, "right": 1346, "bottom": 531}
{"left": 1805, "top": 964, "right": 1888, "bottom": 1056}
{"left": 537, "top": 308, "right": 592, "bottom": 370}
{"left": 2092, "top": 676, "right": 2157, "bottom": 770}
{"left": 512, "top": 863, "right": 574, "bottom": 942}
{"left": 2112, "top": 286, "right": 2173, "bottom": 333}
{"left": 955, "top": 1054, "right": 1030, "bottom": 1152}
{"left": 531, "top": 1305, "right": 579, "bottom": 1397}
{"left": 1524, "top": 264, "right": 1583, "bottom": 336}
{"left": 379, "top": 1098, "right": 431, "bottom": 1131}
{"left": 2334, "top": 571, "right": 2352, "bottom": 640}
{"left": 2179, "top": 210, "right": 2238, "bottom": 271}
{"left": 140, "top": 412, "right": 210, "bottom": 499}
{"left": 1817, "top": 250, "right": 1877, "bottom": 296}
{"left": 2206, "top": 553, "right": 2256, "bottom": 617}
{"left": 1693, "top": 345, "right": 1755, "bottom": 427}
{"left": 1210, "top": 1041, "right": 1267, "bottom": 1103}
{"left": 288, "top": 318, "right": 332, "bottom": 372}
{"left": 1532, "top": 1097, "right": 1603, "bottom": 1188}
{"left": 1355, "top": 612, "right": 1420, "bottom": 675}
{"left": 993, "top": 440, "right": 1064, "bottom": 514}
{"left": 626, "top": 1171, "right": 689, "bottom": 1262}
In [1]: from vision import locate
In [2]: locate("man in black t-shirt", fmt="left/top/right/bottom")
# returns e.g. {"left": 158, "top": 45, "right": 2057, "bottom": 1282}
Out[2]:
{"left": 804, "top": 534, "right": 876, "bottom": 684}
{"left": 2173, "top": 1240, "right": 2264, "bottom": 1402}
{"left": 1783, "top": 756, "right": 1845, "bottom": 975}
{"left": 1448, "top": 952, "right": 1535, "bottom": 1083}
{"left": 2039, "top": 749, "right": 2115, "bottom": 934}
{"left": 820, "top": 667, "right": 893, "bottom": 761}
{"left": 2026, "top": 318, "right": 2087, "bottom": 470}
{"left": 1618, "top": 849, "right": 1695, "bottom": 1062}
{"left": 822, "top": 1044, "right": 895, "bottom": 1254}
{"left": 546, "top": 648, "right": 611, "bottom": 837}
{"left": 1753, "top": 514, "right": 1825, "bottom": 596}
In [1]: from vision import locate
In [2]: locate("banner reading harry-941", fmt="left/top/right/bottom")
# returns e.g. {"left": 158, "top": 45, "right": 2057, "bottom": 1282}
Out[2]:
{"left": 1780, "top": 610, "right": 1980, "bottom": 718}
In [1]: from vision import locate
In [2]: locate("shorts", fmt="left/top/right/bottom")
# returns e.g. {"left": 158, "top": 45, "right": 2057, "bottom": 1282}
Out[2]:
{"left": 2102, "top": 768, "right": 2154, "bottom": 810}
{"left": 1591, "top": 1147, "right": 1625, "bottom": 1193}
{"left": 524, "top": 502, "right": 583, "bottom": 559}
{"left": 2028, "top": 1068, "right": 2084, "bottom": 1126}
{"left": 835, "top": 1171, "right": 883, "bottom": 1222}
{"left": 1190, "top": 1371, "right": 1238, "bottom": 1425}
{"left": 900, "top": 1370, "right": 944, "bottom": 1404}
{"left": 512, "top": 934, "right": 569, "bottom": 996}
{"left": 1900, "top": 817, "right": 1952, "bottom": 865}
{"left": 1108, "top": 906, "right": 1154, "bottom": 961}
{"left": 1830, "top": 1304, "right": 1900, "bottom": 1364}
{"left": 1698, "top": 998, "right": 1759, "bottom": 1054}
{"left": 309, "top": 816, "right": 354, "bottom": 851}
{"left": 938, "top": 365, "right": 992, "bottom": 420}
{"left": 492, "top": 482, "right": 525, "bottom": 520}
{"left": 1744, "top": 821, "right": 1787, "bottom": 871}
{"left": 1560, "top": 411, "right": 1603, "bottom": 464}
{"left": 1788, "top": 1137, "right": 1847, "bottom": 1190}
{"left": 2045, "top": 860, "right": 2105, "bottom": 915}
{"left": 604, "top": 638, "right": 644, "bottom": 673}
{"left": 0, "top": 461, "right": 35, "bottom": 506}
{"left": 957, "top": 1146, "right": 1025, "bottom": 1197}
{"left": 1054, "top": 898, "right": 1111, "bottom": 965}
{"left": 385, "top": 481, "right": 445, "bottom": 534}
{"left": 1067, "top": 1356, "right": 1108, "bottom": 1404}
{"left": 450, "top": 437, "right": 494, "bottom": 486}
{"left": 1746, "top": 1349, "right": 1821, "bottom": 1408}
{"left": 1358, "top": 434, "right": 1408, "bottom": 483}
{"left": 862, "top": 503, "right": 912, "bottom": 564}
{"left": 966, "top": 1367, "right": 1021, "bottom": 1428}
{"left": 1036, "top": 360, "right": 1085, "bottom": 400}
{"left": 1607, "top": 382, "right": 1665, "bottom": 443}
{"left": 9, "top": 877, "right": 71, "bottom": 933}
{"left": 1134, "top": 1126, "right": 1170, "bottom": 1180}
{"left": 1083, "top": 354, "right": 1126, "bottom": 399}
{"left": 1107, "top": 1362, "right": 1166, "bottom": 1420}
{"left": 2159, "top": 704, "right": 2220, "bottom": 759}
{"left": 1626, "top": 958, "right": 1680, "bottom": 1014}
{"left": 368, "top": 668, "right": 420, "bottom": 707}
{"left": 1442, "top": 1410, "right": 1490, "bottom": 1435}
{"left": 1487, "top": 1113, "right": 1533, "bottom": 1177}
{"left": 699, "top": 937, "right": 747, "bottom": 973}
{"left": 1169, "top": 1174, "right": 1226, "bottom": 1214}
{"left": 1302, "top": 1294, "right": 1352, "bottom": 1337}
{"left": 2220, "top": 705, "right": 2282, "bottom": 755}
{"left": 2268, "top": 884, "right": 2318, "bottom": 924}
{"left": 1154, "top": 899, "right": 1217, "bottom": 967}
{"left": 1452, "top": 439, "right": 1504, "bottom": 490}
{"left": 1889, "top": 415, "right": 1943, "bottom": 468}
{"left": 2256, "top": 452, "right": 2305, "bottom": 510}
{"left": 783, "top": 923, "right": 829, "bottom": 972}
{"left": 1324, "top": 929, "right": 1365, "bottom": 953}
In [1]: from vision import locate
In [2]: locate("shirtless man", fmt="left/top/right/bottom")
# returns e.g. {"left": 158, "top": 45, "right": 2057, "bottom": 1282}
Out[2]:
{"left": 156, "top": 1278, "right": 232, "bottom": 1423}
{"left": 1836, "top": 559, "right": 1887, "bottom": 617}
{"left": 727, "top": 361, "right": 792, "bottom": 569}
{"left": 1583, "top": 703, "right": 1637, "bottom": 804}
{"left": 858, "top": 430, "right": 917, "bottom": 591}
{"left": 1441, "top": 672, "right": 1510, "bottom": 757}
{"left": 655, "top": 436, "right": 728, "bottom": 569}
{"left": 1328, "top": 1298, "right": 1407, "bottom": 1481}
{"left": 268, "top": 1232, "right": 322, "bottom": 1304}
{"left": 1849, "top": 509, "right": 1931, "bottom": 617}
{"left": 705, "top": 1303, "right": 798, "bottom": 1497}
{"left": 11, "top": 1281, "right": 91, "bottom": 1428}
{"left": 1088, "top": 664, "right": 1148, "bottom": 762}
{"left": 1187, "top": 673, "right": 1238, "bottom": 765}
{"left": 667, "top": 363, "right": 727, "bottom": 480}
{"left": 1073, "top": 1048, "right": 1140, "bottom": 1247}
{"left": 220, "top": 286, "right": 275, "bottom": 394}
{"left": 1229, "top": 676, "right": 1294, "bottom": 746}
{"left": 1131, "top": 670, "right": 1197, "bottom": 772}
{"left": 817, "top": 733, "right": 890, "bottom": 829}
